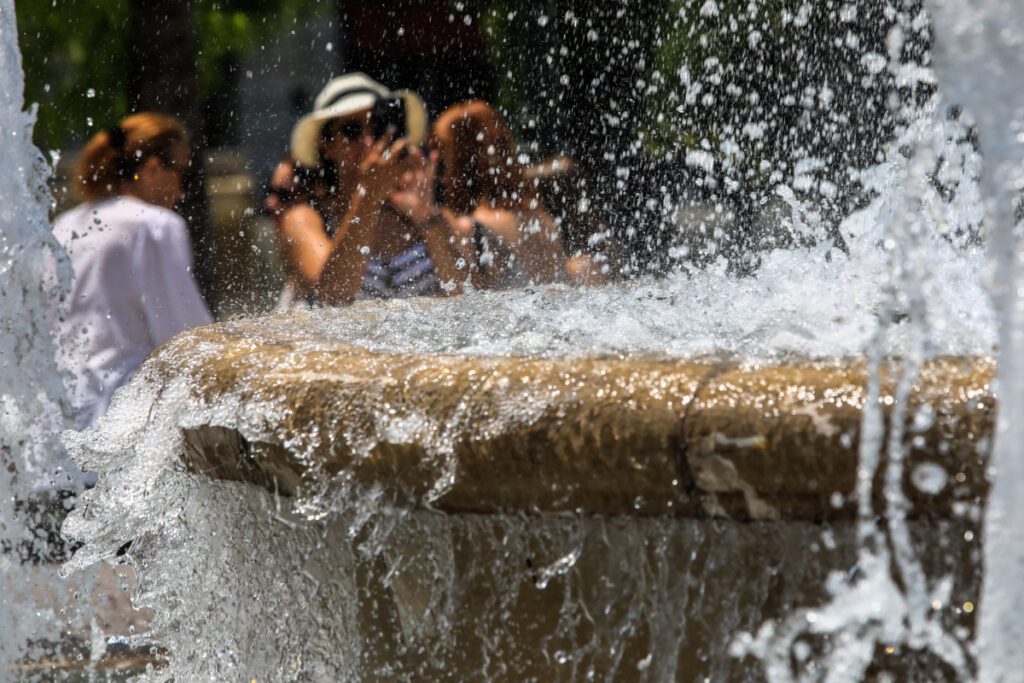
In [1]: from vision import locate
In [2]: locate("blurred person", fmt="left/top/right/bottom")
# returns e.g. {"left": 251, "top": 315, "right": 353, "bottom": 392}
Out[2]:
{"left": 279, "top": 73, "right": 473, "bottom": 307}
{"left": 53, "top": 112, "right": 212, "bottom": 430}
{"left": 431, "top": 100, "right": 605, "bottom": 288}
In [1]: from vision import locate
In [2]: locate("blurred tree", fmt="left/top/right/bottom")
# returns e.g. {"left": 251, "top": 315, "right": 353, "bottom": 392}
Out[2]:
{"left": 333, "top": 0, "right": 496, "bottom": 119}
{"left": 16, "top": 0, "right": 131, "bottom": 151}
{"left": 17, "top": 0, "right": 322, "bottom": 151}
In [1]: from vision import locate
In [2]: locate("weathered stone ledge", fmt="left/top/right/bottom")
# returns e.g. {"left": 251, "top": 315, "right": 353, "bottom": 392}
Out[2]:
{"left": 162, "top": 320, "right": 995, "bottom": 521}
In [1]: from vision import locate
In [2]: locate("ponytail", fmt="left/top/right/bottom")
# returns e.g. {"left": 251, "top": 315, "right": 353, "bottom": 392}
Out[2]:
{"left": 75, "top": 112, "right": 188, "bottom": 201}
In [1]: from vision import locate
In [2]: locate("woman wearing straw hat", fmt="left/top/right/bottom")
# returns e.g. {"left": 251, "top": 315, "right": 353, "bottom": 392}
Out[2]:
{"left": 278, "top": 73, "right": 474, "bottom": 307}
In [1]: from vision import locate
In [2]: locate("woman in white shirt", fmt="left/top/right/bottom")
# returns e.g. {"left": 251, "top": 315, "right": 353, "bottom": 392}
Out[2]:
{"left": 54, "top": 112, "right": 212, "bottom": 429}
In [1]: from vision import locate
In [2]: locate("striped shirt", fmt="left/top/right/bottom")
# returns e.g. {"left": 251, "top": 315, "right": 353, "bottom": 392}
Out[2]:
{"left": 356, "top": 242, "right": 440, "bottom": 300}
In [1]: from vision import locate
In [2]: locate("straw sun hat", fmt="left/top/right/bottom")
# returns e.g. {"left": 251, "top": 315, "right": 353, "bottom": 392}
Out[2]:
{"left": 290, "top": 72, "right": 428, "bottom": 167}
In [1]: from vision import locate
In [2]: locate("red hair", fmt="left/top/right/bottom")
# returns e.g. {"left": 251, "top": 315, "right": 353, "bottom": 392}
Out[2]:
{"left": 429, "top": 101, "right": 536, "bottom": 215}
{"left": 75, "top": 112, "right": 188, "bottom": 201}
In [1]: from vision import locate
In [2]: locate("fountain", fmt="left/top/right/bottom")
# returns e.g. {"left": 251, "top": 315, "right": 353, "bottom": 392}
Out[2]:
{"left": 2, "top": 0, "right": 1023, "bottom": 680}
{"left": 0, "top": 0, "right": 80, "bottom": 670}
{"left": 927, "top": 2, "right": 1024, "bottom": 680}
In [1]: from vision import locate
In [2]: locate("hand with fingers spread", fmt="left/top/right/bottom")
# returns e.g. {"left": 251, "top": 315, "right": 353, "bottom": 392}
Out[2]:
{"left": 357, "top": 134, "right": 409, "bottom": 205}
{"left": 389, "top": 148, "right": 442, "bottom": 228}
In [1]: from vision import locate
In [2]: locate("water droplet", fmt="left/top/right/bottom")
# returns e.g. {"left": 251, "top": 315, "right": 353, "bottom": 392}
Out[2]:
{"left": 910, "top": 462, "right": 947, "bottom": 495}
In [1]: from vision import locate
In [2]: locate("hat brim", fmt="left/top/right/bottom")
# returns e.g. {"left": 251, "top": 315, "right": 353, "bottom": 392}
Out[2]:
{"left": 290, "top": 92, "right": 378, "bottom": 167}
{"left": 395, "top": 90, "right": 429, "bottom": 150}
{"left": 290, "top": 90, "right": 430, "bottom": 167}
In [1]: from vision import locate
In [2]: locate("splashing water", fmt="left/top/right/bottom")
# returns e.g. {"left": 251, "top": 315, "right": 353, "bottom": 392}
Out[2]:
{"left": 4, "top": 0, "right": 1024, "bottom": 681}
{"left": 928, "top": 1, "right": 1024, "bottom": 680}
{"left": 733, "top": 1, "right": 1024, "bottom": 680}
{"left": 63, "top": 89, "right": 994, "bottom": 683}
{"left": 0, "top": 0, "right": 80, "bottom": 669}
{"left": 722, "top": 63, "right": 988, "bottom": 683}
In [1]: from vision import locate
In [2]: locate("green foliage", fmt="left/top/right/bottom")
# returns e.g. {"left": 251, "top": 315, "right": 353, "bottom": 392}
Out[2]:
{"left": 16, "top": 0, "right": 326, "bottom": 151}
{"left": 456, "top": 0, "right": 523, "bottom": 119}
{"left": 17, "top": 0, "right": 131, "bottom": 150}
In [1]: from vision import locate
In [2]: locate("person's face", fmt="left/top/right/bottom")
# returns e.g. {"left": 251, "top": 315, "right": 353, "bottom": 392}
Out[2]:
{"left": 320, "top": 110, "right": 372, "bottom": 173}
{"left": 147, "top": 141, "right": 189, "bottom": 209}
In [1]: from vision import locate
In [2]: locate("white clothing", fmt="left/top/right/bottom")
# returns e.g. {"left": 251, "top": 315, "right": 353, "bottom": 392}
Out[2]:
{"left": 53, "top": 196, "right": 212, "bottom": 429}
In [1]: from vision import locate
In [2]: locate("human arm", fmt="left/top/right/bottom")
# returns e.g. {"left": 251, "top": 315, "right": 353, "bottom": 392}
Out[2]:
{"left": 472, "top": 205, "right": 566, "bottom": 285}
{"left": 390, "top": 149, "right": 477, "bottom": 294}
{"left": 276, "top": 202, "right": 334, "bottom": 292}
{"left": 415, "top": 209, "right": 477, "bottom": 294}
{"left": 315, "top": 136, "right": 408, "bottom": 305}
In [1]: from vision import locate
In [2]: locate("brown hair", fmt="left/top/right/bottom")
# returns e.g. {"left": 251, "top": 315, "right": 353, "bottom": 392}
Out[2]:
{"left": 75, "top": 112, "right": 188, "bottom": 200}
{"left": 429, "top": 101, "right": 536, "bottom": 215}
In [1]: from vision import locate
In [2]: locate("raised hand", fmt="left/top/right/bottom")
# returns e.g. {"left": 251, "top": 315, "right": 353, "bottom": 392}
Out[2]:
{"left": 388, "top": 148, "right": 441, "bottom": 226}
{"left": 357, "top": 134, "right": 408, "bottom": 204}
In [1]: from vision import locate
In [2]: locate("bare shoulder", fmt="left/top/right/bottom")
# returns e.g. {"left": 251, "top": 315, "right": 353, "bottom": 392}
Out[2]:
{"left": 280, "top": 202, "right": 324, "bottom": 229}
{"left": 472, "top": 206, "right": 519, "bottom": 235}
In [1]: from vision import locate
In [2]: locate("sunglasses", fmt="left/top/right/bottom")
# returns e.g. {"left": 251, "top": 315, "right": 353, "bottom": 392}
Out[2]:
{"left": 326, "top": 118, "right": 367, "bottom": 143}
